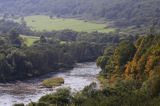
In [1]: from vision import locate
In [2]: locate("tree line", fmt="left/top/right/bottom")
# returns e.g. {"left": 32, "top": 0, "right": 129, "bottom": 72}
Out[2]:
{"left": 0, "top": 20, "right": 125, "bottom": 82}
{"left": 0, "top": 0, "right": 160, "bottom": 28}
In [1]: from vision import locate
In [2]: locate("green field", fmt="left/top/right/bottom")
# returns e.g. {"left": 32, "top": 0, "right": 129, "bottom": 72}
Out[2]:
{"left": 22, "top": 15, "right": 115, "bottom": 33}
{"left": 20, "top": 35, "right": 39, "bottom": 46}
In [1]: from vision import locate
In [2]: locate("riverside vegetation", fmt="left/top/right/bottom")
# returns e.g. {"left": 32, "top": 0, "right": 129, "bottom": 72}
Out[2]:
{"left": 0, "top": 19, "right": 124, "bottom": 82}
{"left": 1, "top": 12, "right": 160, "bottom": 106}
{"left": 42, "top": 77, "right": 64, "bottom": 88}
{"left": 15, "top": 33, "right": 160, "bottom": 106}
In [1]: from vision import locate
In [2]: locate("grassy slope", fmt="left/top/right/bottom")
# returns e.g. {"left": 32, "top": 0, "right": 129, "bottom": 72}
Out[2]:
{"left": 20, "top": 35, "right": 39, "bottom": 46}
{"left": 23, "top": 15, "right": 115, "bottom": 33}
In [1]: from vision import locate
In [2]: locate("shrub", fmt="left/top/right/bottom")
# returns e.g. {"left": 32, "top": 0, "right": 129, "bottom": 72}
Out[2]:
{"left": 42, "top": 77, "right": 64, "bottom": 88}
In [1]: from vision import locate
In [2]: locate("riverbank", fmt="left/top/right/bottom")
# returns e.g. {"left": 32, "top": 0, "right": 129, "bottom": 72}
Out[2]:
{"left": 0, "top": 62, "right": 100, "bottom": 106}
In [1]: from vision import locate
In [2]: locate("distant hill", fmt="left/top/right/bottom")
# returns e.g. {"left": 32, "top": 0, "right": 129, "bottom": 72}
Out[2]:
{"left": 0, "top": 0, "right": 160, "bottom": 27}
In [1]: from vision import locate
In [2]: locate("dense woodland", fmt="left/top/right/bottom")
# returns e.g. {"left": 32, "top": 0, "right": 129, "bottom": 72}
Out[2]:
{"left": 0, "top": 0, "right": 160, "bottom": 28}
{"left": 0, "top": 19, "right": 126, "bottom": 82}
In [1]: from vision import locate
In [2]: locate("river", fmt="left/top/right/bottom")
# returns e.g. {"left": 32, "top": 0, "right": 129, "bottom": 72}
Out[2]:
{"left": 0, "top": 62, "right": 100, "bottom": 106}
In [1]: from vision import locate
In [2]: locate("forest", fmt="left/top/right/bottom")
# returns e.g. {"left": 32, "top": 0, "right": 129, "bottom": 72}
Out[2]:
{"left": 0, "top": 19, "right": 125, "bottom": 82}
{"left": 0, "top": 0, "right": 160, "bottom": 28}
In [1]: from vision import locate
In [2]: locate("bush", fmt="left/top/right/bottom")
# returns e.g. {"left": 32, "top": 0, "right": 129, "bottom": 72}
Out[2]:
{"left": 39, "top": 88, "right": 71, "bottom": 105}
{"left": 13, "top": 103, "right": 24, "bottom": 106}
{"left": 42, "top": 77, "right": 64, "bottom": 88}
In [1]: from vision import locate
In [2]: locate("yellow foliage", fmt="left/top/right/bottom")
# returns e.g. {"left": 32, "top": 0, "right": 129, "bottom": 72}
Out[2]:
{"left": 42, "top": 77, "right": 64, "bottom": 88}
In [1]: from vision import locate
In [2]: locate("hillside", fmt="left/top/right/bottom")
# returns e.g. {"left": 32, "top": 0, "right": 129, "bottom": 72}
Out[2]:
{"left": 18, "top": 34, "right": 160, "bottom": 106}
{"left": 0, "top": 0, "right": 160, "bottom": 27}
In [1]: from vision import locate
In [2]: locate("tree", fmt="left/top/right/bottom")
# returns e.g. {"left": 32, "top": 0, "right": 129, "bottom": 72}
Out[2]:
{"left": 39, "top": 88, "right": 71, "bottom": 105}
{"left": 40, "top": 35, "right": 47, "bottom": 43}
{"left": 113, "top": 41, "right": 136, "bottom": 72}
{"left": 9, "top": 29, "right": 22, "bottom": 46}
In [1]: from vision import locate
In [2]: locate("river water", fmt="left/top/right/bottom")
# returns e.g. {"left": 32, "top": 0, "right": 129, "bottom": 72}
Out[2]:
{"left": 0, "top": 62, "right": 100, "bottom": 106}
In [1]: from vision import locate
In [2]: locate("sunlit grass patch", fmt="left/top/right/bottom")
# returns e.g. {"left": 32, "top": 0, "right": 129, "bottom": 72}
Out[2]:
{"left": 22, "top": 15, "right": 115, "bottom": 33}
{"left": 42, "top": 77, "right": 64, "bottom": 88}
{"left": 20, "top": 35, "right": 39, "bottom": 46}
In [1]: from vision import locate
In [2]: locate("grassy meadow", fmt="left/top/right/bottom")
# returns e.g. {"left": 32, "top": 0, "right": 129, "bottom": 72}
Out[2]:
{"left": 21, "top": 15, "right": 115, "bottom": 33}
{"left": 20, "top": 35, "right": 39, "bottom": 46}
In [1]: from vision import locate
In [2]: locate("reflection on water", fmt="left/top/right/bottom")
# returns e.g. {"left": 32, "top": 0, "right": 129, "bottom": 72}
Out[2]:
{"left": 0, "top": 62, "right": 100, "bottom": 106}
